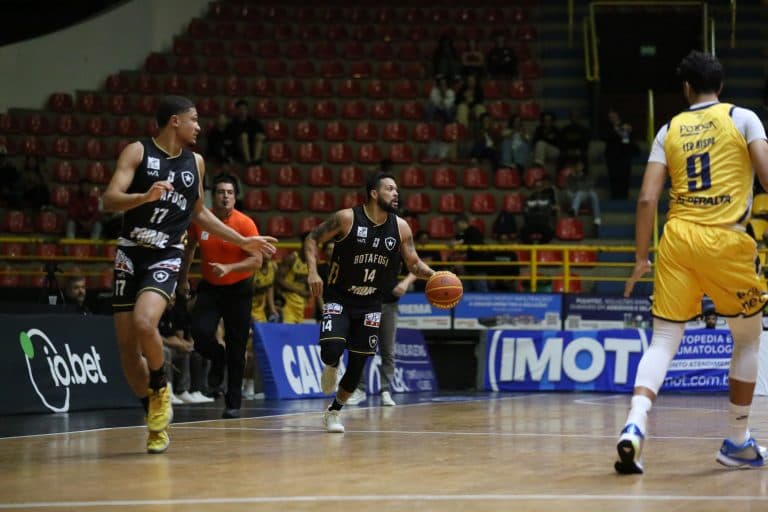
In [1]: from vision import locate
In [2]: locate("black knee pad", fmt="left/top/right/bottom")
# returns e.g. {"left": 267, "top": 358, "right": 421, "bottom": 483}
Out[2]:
{"left": 320, "top": 339, "right": 345, "bottom": 366}
{"left": 339, "top": 352, "right": 369, "bottom": 393}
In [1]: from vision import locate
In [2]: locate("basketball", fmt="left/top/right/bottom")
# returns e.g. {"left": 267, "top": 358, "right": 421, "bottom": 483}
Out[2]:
{"left": 425, "top": 271, "right": 464, "bottom": 309}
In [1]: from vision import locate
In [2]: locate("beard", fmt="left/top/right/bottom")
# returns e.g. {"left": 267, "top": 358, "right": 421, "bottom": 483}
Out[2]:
{"left": 377, "top": 196, "right": 398, "bottom": 214}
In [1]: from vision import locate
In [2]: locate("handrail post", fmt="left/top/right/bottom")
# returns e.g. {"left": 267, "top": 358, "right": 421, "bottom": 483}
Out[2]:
{"left": 563, "top": 248, "right": 571, "bottom": 293}
{"left": 530, "top": 247, "right": 538, "bottom": 293}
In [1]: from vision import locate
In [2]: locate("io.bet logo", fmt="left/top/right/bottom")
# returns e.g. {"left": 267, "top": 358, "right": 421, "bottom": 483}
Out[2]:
{"left": 19, "top": 329, "right": 108, "bottom": 413}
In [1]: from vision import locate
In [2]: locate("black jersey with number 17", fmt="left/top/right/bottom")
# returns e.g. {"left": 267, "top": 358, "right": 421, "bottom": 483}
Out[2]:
{"left": 324, "top": 205, "right": 401, "bottom": 307}
{"left": 118, "top": 139, "right": 200, "bottom": 250}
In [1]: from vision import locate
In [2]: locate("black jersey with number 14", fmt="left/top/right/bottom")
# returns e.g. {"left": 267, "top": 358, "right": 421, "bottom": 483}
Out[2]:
{"left": 324, "top": 205, "right": 401, "bottom": 307}
{"left": 118, "top": 139, "right": 200, "bottom": 250}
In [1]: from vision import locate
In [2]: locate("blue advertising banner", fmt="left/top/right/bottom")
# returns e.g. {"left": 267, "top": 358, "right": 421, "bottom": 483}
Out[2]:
{"left": 396, "top": 293, "right": 451, "bottom": 330}
{"left": 484, "top": 328, "right": 732, "bottom": 393}
{"left": 253, "top": 323, "right": 437, "bottom": 399}
{"left": 563, "top": 296, "right": 652, "bottom": 330}
{"left": 454, "top": 293, "right": 562, "bottom": 330}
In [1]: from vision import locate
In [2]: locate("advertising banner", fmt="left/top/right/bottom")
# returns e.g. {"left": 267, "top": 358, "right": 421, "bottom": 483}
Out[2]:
{"left": 563, "top": 296, "right": 653, "bottom": 330}
{"left": 395, "top": 293, "right": 451, "bottom": 330}
{"left": 454, "top": 293, "right": 562, "bottom": 330}
{"left": 253, "top": 323, "right": 437, "bottom": 399}
{"left": 484, "top": 328, "right": 732, "bottom": 393}
{"left": 0, "top": 314, "right": 137, "bottom": 415}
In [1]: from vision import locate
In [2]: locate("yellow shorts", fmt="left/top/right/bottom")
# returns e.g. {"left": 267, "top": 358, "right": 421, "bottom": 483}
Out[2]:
{"left": 282, "top": 293, "right": 306, "bottom": 324}
{"left": 251, "top": 293, "right": 267, "bottom": 323}
{"left": 653, "top": 218, "right": 767, "bottom": 321}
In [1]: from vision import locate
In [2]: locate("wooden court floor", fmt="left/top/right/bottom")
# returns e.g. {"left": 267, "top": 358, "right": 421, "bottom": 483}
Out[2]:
{"left": 1, "top": 393, "right": 768, "bottom": 511}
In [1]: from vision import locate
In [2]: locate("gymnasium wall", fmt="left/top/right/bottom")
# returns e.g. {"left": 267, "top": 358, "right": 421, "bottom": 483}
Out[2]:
{"left": 0, "top": 0, "right": 210, "bottom": 112}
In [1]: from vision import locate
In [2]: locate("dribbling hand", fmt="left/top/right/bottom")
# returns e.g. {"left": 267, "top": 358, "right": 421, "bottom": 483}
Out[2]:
{"left": 144, "top": 180, "right": 173, "bottom": 203}
{"left": 624, "top": 259, "right": 652, "bottom": 298}
{"left": 242, "top": 236, "right": 278, "bottom": 257}
{"left": 308, "top": 271, "right": 323, "bottom": 298}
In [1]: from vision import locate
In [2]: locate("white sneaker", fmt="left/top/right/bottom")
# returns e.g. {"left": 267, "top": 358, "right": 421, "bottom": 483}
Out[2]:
{"left": 177, "top": 391, "right": 196, "bottom": 404}
{"left": 171, "top": 393, "right": 184, "bottom": 405}
{"left": 190, "top": 391, "right": 214, "bottom": 403}
{"left": 323, "top": 410, "right": 345, "bottom": 433}
{"left": 381, "top": 390, "right": 396, "bottom": 406}
{"left": 346, "top": 388, "right": 366, "bottom": 405}
{"left": 320, "top": 364, "right": 339, "bottom": 394}
{"left": 242, "top": 379, "right": 255, "bottom": 399}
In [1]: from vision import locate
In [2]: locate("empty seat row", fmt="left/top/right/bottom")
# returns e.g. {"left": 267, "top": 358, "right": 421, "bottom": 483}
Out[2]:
{"left": 0, "top": 135, "right": 133, "bottom": 159}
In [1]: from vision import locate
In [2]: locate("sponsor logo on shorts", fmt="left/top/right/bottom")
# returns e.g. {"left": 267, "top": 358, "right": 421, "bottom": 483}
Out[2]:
{"left": 364, "top": 312, "right": 381, "bottom": 328}
{"left": 368, "top": 335, "right": 378, "bottom": 349}
{"left": 323, "top": 302, "right": 343, "bottom": 315}
{"left": 148, "top": 258, "right": 181, "bottom": 272}
{"left": 153, "top": 270, "right": 170, "bottom": 283}
{"left": 114, "top": 249, "right": 134, "bottom": 275}
{"left": 385, "top": 237, "right": 397, "bottom": 251}
{"left": 181, "top": 171, "right": 195, "bottom": 188}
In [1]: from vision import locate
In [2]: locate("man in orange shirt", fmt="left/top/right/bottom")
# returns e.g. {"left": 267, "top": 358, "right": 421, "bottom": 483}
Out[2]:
{"left": 180, "top": 174, "right": 262, "bottom": 418}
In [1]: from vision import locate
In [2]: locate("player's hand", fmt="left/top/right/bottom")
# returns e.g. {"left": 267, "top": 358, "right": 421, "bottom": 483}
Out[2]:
{"left": 307, "top": 271, "right": 323, "bottom": 298}
{"left": 392, "top": 281, "right": 409, "bottom": 297}
{"left": 209, "top": 262, "right": 231, "bottom": 278}
{"left": 242, "top": 236, "right": 278, "bottom": 257}
{"left": 178, "top": 280, "right": 190, "bottom": 298}
{"left": 144, "top": 180, "right": 173, "bottom": 203}
{"left": 624, "top": 259, "right": 652, "bottom": 298}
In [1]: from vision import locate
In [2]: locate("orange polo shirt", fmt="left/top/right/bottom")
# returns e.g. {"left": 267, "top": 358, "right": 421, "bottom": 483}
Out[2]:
{"left": 189, "top": 209, "right": 259, "bottom": 286}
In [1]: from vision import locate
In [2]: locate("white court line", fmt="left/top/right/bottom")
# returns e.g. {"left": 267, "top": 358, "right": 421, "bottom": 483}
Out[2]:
{"left": 573, "top": 395, "right": 725, "bottom": 412}
{"left": 0, "top": 394, "right": 532, "bottom": 441}
{"left": 1, "top": 493, "right": 768, "bottom": 509}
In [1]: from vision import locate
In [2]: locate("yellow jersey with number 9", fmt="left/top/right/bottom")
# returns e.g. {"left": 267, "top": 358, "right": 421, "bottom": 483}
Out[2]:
{"left": 664, "top": 103, "right": 752, "bottom": 226}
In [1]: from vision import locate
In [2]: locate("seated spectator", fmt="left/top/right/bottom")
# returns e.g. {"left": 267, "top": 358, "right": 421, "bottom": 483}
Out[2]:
{"left": 565, "top": 161, "right": 602, "bottom": 227}
{"left": 66, "top": 179, "right": 103, "bottom": 239}
{"left": 532, "top": 112, "right": 562, "bottom": 173}
{"left": 469, "top": 113, "right": 500, "bottom": 170}
{"left": 206, "top": 113, "right": 235, "bottom": 165}
{"left": 64, "top": 275, "right": 91, "bottom": 314}
{"left": 559, "top": 111, "right": 590, "bottom": 169}
{"left": 500, "top": 114, "right": 531, "bottom": 171}
{"left": 486, "top": 32, "right": 517, "bottom": 79}
{"left": 21, "top": 156, "right": 50, "bottom": 210}
{"left": 427, "top": 75, "right": 456, "bottom": 124}
{"left": 519, "top": 176, "right": 559, "bottom": 244}
{"left": 455, "top": 72, "right": 486, "bottom": 128}
{"left": 0, "top": 145, "right": 21, "bottom": 207}
{"left": 227, "top": 99, "right": 265, "bottom": 164}
{"left": 432, "top": 35, "right": 462, "bottom": 80}
{"left": 461, "top": 39, "right": 486, "bottom": 77}
{"left": 451, "top": 214, "right": 488, "bottom": 292}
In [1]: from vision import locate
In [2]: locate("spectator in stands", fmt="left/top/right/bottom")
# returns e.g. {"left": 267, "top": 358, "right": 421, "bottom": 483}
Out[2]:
{"left": 206, "top": 113, "right": 234, "bottom": 165}
{"left": 414, "top": 230, "right": 442, "bottom": 292}
{"left": 461, "top": 38, "right": 486, "bottom": 78}
{"left": 500, "top": 114, "right": 531, "bottom": 171}
{"left": 519, "top": 176, "right": 558, "bottom": 244}
{"left": 427, "top": 75, "right": 456, "bottom": 124}
{"left": 451, "top": 214, "right": 488, "bottom": 292}
{"left": 532, "top": 112, "right": 562, "bottom": 173}
{"left": 455, "top": 72, "right": 486, "bottom": 128}
{"left": 559, "top": 111, "right": 591, "bottom": 169}
{"left": 469, "top": 113, "right": 500, "bottom": 170}
{"left": 66, "top": 179, "right": 103, "bottom": 239}
{"left": 602, "top": 107, "right": 636, "bottom": 199}
{"left": 432, "top": 35, "right": 462, "bottom": 80}
{"left": 0, "top": 145, "right": 21, "bottom": 208}
{"left": 227, "top": 99, "right": 265, "bottom": 164}
{"left": 276, "top": 232, "right": 311, "bottom": 323}
{"left": 566, "top": 160, "right": 602, "bottom": 228}
{"left": 486, "top": 32, "right": 518, "bottom": 79}
{"left": 64, "top": 275, "right": 90, "bottom": 314}
{"left": 21, "top": 155, "right": 50, "bottom": 210}
{"left": 703, "top": 307, "right": 718, "bottom": 329}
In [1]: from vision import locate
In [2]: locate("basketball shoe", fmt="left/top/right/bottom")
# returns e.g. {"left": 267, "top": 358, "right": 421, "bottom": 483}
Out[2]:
{"left": 147, "top": 430, "right": 170, "bottom": 454}
{"left": 346, "top": 388, "right": 366, "bottom": 405}
{"left": 381, "top": 390, "right": 396, "bottom": 406}
{"left": 716, "top": 435, "right": 767, "bottom": 468}
{"left": 320, "top": 364, "right": 339, "bottom": 394}
{"left": 323, "top": 410, "right": 345, "bottom": 433}
{"left": 614, "top": 423, "right": 645, "bottom": 474}
{"left": 147, "top": 385, "right": 173, "bottom": 432}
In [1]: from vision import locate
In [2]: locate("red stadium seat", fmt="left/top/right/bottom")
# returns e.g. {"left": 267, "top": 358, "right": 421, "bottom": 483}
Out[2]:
{"left": 519, "top": 60, "right": 541, "bottom": 80}
{"left": 340, "top": 191, "right": 365, "bottom": 209}
{"left": 404, "top": 193, "right": 431, "bottom": 214}
{"left": 552, "top": 276, "right": 582, "bottom": 294}
{"left": 338, "top": 79, "right": 361, "bottom": 98}
{"left": 86, "top": 116, "right": 111, "bottom": 137}
{"left": 464, "top": 167, "right": 490, "bottom": 189}
{"left": 253, "top": 77, "right": 276, "bottom": 97}
{"left": 52, "top": 137, "right": 80, "bottom": 159}
{"left": 469, "top": 217, "right": 486, "bottom": 235}
{"left": 310, "top": 78, "right": 334, "bottom": 98}
{"left": 53, "top": 161, "right": 79, "bottom": 183}
{"left": 50, "top": 185, "right": 71, "bottom": 208}
{"left": 400, "top": 166, "right": 426, "bottom": 188}
{"left": 370, "top": 42, "right": 393, "bottom": 60}
{"left": 230, "top": 40, "right": 252, "bottom": 57}
{"left": 402, "top": 215, "right": 421, "bottom": 234}
{"left": 313, "top": 41, "right": 337, "bottom": 60}
{"left": 413, "top": 122, "right": 436, "bottom": 143}
{"left": 389, "top": 143, "right": 413, "bottom": 164}
{"left": 280, "top": 78, "right": 305, "bottom": 97}
{"left": 164, "top": 75, "right": 188, "bottom": 94}
{"left": 370, "top": 102, "right": 394, "bottom": 120}
{"left": 357, "top": 144, "right": 383, "bottom": 164}
{"left": 243, "top": 166, "right": 270, "bottom": 187}
{"left": 265, "top": 120, "right": 289, "bottom": 141}
{"left": 276, "top": 190, "right": 303, "bottom": 212}
{"left": 0, "top": 265, "right": 21, "bottom": 288}
{"left": 443, "top": 123, "right": 468, "bottom": 142}
{"left": 136, "top": 95, "right": 158, "bottom": 115}
{"left": 267, "top": 143, "right": 292, "bottom": 164}
{"left": 510, "top": 80, "right": 533, "bottom": 99}
{"left": 299, "top": 216, "right": 323, "bottom": 234}
{"left": 323, "top": 121, "right": 348, "bottom": 142}
{"left": 187, "top": 18, "right": 210, "bottom": 38}
{"left": 397, "top": 42, "right": 420, "bottom": 61}
{"left": 400, "top": 101, "right": 425, "bottom": 120}
{"left": 275, "top": 165, "right": 301, "bottom": 186}
{"left": 222, "top": 75, "right": 246, "bottom": 96}
{"left": 523, "top": 166, "right": 547, "bottom": 188}
{"left": 338, "top": 166, "right": 364, "bottom": 188}
{"left": 37, "top": 243, "right": 60, "bottom": 258}
{"left": 1, "top": 242, "right": 23, "bottom": 258}
{"left": 308, "top": 166, "right": 333, "bottom": 187}
{"left": 502, "top": 193, "right": 525, "bottom": 213}
{"left": 483, "top": 80, "right": 503, "bottom": 100}
{"left": 348, "top": 61, "right": 371, "bottom": 79}
{"left": 487, "top": 101, "right": 512, "bottom": 120}
{"left": 174, "top": 55, "right": 199, "bottom": 74}
{"left": 200, "top": 39, "right": 225, "bottom": 57}
{"left": 48, "top": 92, "right": 74, "bottom": 113}
{"left": 495, "top": 167, "right": 521, "bottom": 189}
{"left": 393, "top": 80, "right": 419, "bottom": 99}
{"left": 244, "top": 190, "right": 272, "bottom": 211}
{"left": 294, "top": 121, "right": 319, "bottom": 141}
{"left": 438, "top": 193, "right": 464, "bottom": 214}
{"left": 353, "top": 122, "right": 379, "bottom": 142}
{"left": 108, "top": 94, "right": 132, "bottom": 115}
{"left": 470, "top": 192, "right": 497, "bottom": 214}
{"left": 342, "top": 41, "right": 365, "bottom": 60}
{"left": 537, "top": 249, "right": 563, "bottom": 264}
{"left": 134, "top": 74, "right": 159, "bottom": 95}
{"left": 342, "top": 100, "right": 367, "bottom": 119}
{"left": 77, "top": 93, "right": 104, "bottom": 114}
{"left": 263, "top": 59, "right": 287, "bottom": 77}
{"left": 321, "top": 61, "right": 345, "bottom": 78}
{"left": 383, "top": 122, "right": 407, "bottom": 142}
{"left": 569, "top": 250, "right": 597, "bottom": 269}
{"left": 266, "top": 216, "right": 295, "bottom": 237}
{"left": 556, "top": 218, "right": 585, "bottom": 241}
{"left": 105, "top": 74, "right": 130, "bottom": 93}
{"left": 518, "top": 100, "right": 541, "bottom": 120}
{"left": 25, "top": 114, "right": 52, "bottom": 135}
{"left": 428, "top": 217, "right": 455, "bottom": 239}
{"left": 366, "top": 79, "right": 390, "bottom": 99}
{"left": 86, "top": 162, "right": 111, "bottom": 184}
{"left": 232, "top": 58, "right": 258, "bottom": 76}
{"left": 53, "top": 114, "right": 79, "bottom": 135}
{"left": 193, "top": 75, "right": 220, "bottom": 97}
{"left": 5, "top": 210, "right": 32, "bottom": 233}
{"left": 254, "top": 98, "right": 279, "bottom": 118}
{"left": 297, "top": 143, "right": 322, "bottom": 164}
{"left": 328, "top": 143, "right": 354, "bottom": 164}
{"left": 285, "top": 42, "right": 309, "bottom": 59}
{"left": 21, "top": 136, "right": 44, "bottom": 156}
{"left": 308, "top": 191, "right": 335, "bottom": 212}
{"left": 312, "top": 100, "right": 338, "bottom": 119}
{"left": 432, "top": 167, "right": 457, "bottom": 189}
{"left": 378, "top": 61, "right": 402, "bottom": 80}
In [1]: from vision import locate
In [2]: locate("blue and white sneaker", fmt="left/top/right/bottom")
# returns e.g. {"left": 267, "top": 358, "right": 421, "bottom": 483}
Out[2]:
{"left": 716, "top": 435, "right": 767, "bottom": 468}
{"left": 615, "top": 423, "right": 645, "bottom": 474}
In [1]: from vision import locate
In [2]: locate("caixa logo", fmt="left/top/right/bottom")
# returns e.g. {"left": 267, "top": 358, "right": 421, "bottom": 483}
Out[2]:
{"left": 19, "top": 329, "right": 108, "bottom": 412}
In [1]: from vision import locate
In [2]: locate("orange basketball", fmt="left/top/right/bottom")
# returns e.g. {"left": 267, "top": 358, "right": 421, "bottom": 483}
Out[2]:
{"left": 425, "top": 271, "right": 464, "bottom": 309}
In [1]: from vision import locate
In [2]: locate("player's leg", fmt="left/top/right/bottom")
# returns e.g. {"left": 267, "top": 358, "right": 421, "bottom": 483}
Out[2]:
{"left": 190, "top": 282, "right": 226, "bottom": 392}
{"left": 220, "top": 280, "right": 253, "bottom": 417}
{"left": 318, "top": 301, "right": 349, "bottom": 394}
{"left": 113, "top": 312, "right": 149, "bottom": 402}
{"left": 378, "top": 301, "right": 398, "bottom": 406}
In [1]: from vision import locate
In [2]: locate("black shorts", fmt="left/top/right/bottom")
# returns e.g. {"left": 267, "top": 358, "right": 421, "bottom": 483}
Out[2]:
{"left": 319, "top": 300, "right": 382, "bottom": 355}
{"left": 112, "top": 246, "right": 183, "bottom": 313}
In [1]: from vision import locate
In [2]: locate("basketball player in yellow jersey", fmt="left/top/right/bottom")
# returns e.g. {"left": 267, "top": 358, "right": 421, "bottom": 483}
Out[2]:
{"left": 277, "top": 232, "right": 311, "bottom": 323}
{"left": 617, "top": 51, "right": 768, "bottom": 474}
{"left": 251, "top": 259, "right": 277, "bottom": 322}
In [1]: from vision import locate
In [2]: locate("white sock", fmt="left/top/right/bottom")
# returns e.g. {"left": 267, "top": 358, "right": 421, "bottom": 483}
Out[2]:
{"left": 625, "top": 395, "right": 653, "bottom": 435}
{"left": 727, "top": 403, "right": 751, "bottom": 444}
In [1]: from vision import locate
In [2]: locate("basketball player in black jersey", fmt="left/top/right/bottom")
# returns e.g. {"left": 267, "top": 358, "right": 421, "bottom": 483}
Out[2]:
{"left": 102, "top": 96, "right": 277, "bottom": 453}
{"left": 305, "top": 172, "right": 437, "bottom": 433}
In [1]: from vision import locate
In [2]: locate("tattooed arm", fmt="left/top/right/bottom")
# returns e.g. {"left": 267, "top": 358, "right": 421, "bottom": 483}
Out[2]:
{"left": 306, "top": 209, "right": 354, "bottom": 297}
{"left": 397, "top": 217, "right": 436, "bottom": 280}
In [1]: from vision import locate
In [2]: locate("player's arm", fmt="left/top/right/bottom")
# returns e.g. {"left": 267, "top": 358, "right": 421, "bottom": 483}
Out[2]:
{"left": 392, "top": 272, "right": 418, "bottom": 297}
{"left": 102, "top": 142, "right": 170, "bottom": 212}
{"left": 749, "top": 139, "right": 768, "bottom": 192}
{"left": 625, "top": 161, "right": 667, "bottom": 297}
{"left": 305, "top": 209, "right": 354, "bottom": 297}
{"left": 398, "top": 217, "right": 437, "bottom": 280}
{"left": 191, "top": 153, "right": 277, "bottom": 256}
{"left": 209, "top": 218, "right": 263, "bottom": 277}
